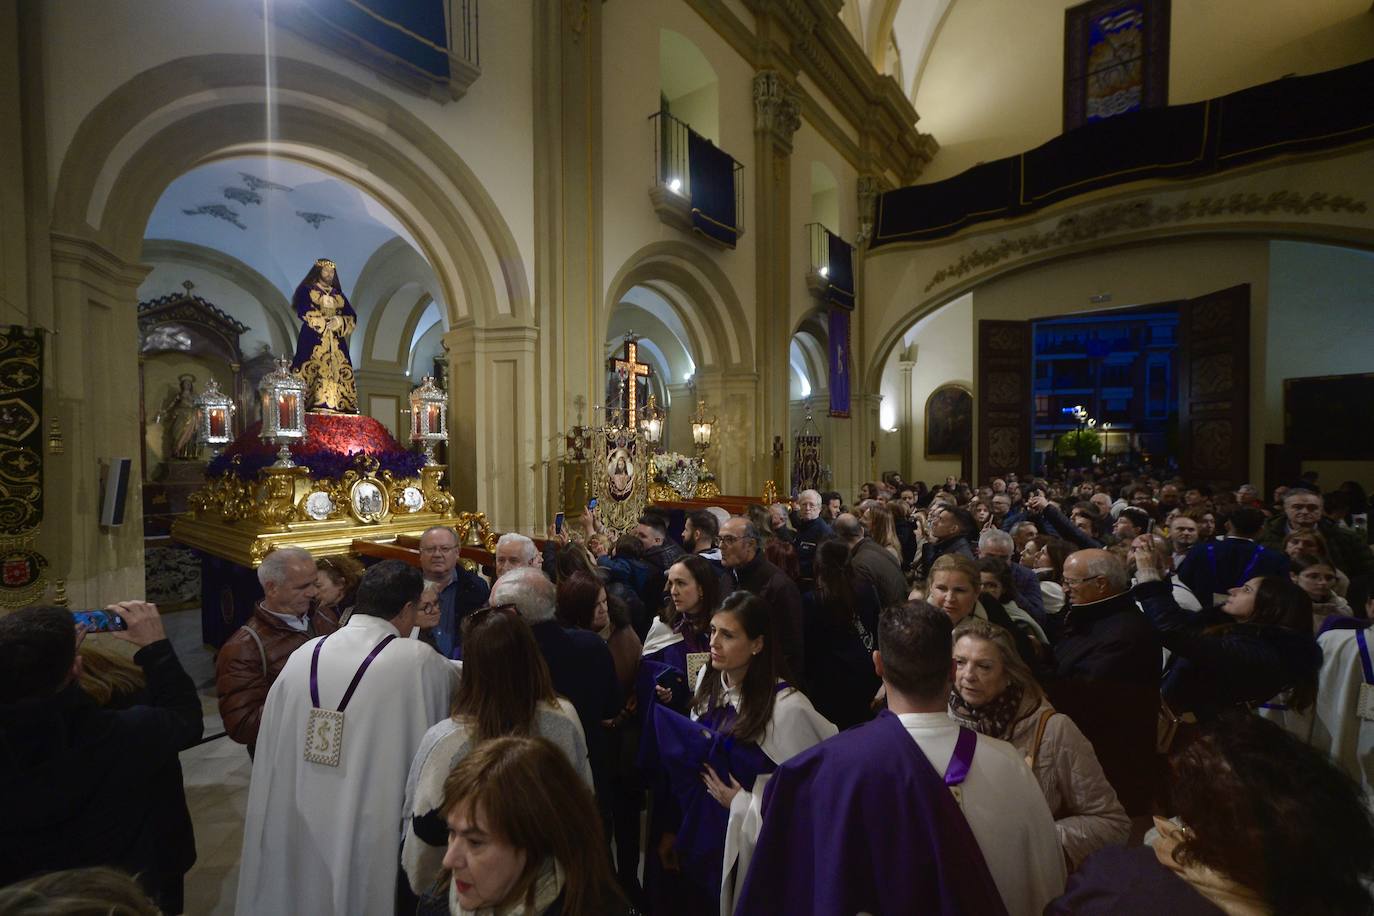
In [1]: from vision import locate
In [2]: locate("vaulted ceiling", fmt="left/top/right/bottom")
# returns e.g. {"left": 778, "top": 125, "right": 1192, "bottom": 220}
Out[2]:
{"left": 841, "top": 0, "right": 955, "bottom": 102}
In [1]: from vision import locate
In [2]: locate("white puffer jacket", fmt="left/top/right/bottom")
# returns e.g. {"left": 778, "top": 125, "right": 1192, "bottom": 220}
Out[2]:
{"left": 1004, "top": 697, "right": 1131, "bottom": 869}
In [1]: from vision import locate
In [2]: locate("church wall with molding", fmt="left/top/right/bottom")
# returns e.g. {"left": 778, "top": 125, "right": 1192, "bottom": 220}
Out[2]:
{"left": 862, "top": 140, "right": 1374, "bottom": 488}
{"left": 876, "top": 292, "right": 971, "bottom": 486}
{"left": 913, "top": 0, "right": 1374, "bottom": 183}
{"left": 1267, "top": 240, "right": 1374, "bottom": 487}
{"left": 870, "top": 235, "right": 1374, "bottom": 488}
{"left": 601, "top": 1, "right": 760, "bottom": 348}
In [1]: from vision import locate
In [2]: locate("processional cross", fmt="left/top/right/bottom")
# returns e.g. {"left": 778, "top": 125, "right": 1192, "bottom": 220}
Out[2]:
{"left": 609, "top": 334, "right": 652, "bottom": 428}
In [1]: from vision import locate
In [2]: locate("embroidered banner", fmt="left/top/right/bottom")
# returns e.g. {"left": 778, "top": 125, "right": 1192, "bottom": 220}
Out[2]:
{"left": 0, "top": 327, "right": 43, "bottom": 535}
{"left": 0, "top": 326, "right": 47, "bottom": 608}
{"left": 828, "top": 307, "right": 851, "bottom": 419}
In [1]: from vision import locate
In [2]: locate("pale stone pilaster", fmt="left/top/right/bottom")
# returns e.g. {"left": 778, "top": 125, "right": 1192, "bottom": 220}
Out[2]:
{"left": 898, "top": 348, "right": 917, "bottom": 480}
{"left": 445, "top": 322, "right": 541, "bottom": 533}
{"left": 752, "top": 69, "right": 802, "bottom": 492}
{"left": 693, "top": 368, "right": 759, "bottom": 498}
{"left": 532, "top": 0, "right": 602, "bottom": 520}
{"left": 46, "top": 234, "right": 150, "bottom": 607}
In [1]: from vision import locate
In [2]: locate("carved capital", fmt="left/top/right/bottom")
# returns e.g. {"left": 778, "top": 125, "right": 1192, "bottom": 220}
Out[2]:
{"left": 753, "top": 71, "right": 802, "bottom": 153}
{"left": 855, "top": 175, "right": 886, "bottom": 246}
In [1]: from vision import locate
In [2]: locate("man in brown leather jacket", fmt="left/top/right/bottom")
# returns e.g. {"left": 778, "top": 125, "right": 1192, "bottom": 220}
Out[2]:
{"left": 215, "top": 546, "right": 340, "bottom": 755}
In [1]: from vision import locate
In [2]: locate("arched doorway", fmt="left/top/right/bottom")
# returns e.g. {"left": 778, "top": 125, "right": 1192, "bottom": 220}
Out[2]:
{"left": 48, "top": 53, "right": 533, "bottom": 604}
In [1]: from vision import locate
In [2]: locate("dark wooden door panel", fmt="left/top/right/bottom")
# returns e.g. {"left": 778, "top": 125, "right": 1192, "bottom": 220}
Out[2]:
{"left": 978, "top": 320, "right": 1032, "bottom": 484}
{"left": 1178, "top": 284, "right": 1250, "bottom": 487}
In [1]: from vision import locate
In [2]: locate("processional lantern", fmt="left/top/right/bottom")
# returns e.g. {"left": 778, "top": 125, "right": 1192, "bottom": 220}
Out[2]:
{"left": 409, "top": 375, "right": 449, "bottom": 466}
{"left": 259, "top": 355, "right": 307, "bottom": 468}
{"left": 196, "top": 378, "right": 235, "bottom": 457}
{"left": 639, "top": 394, "right": 665, "bottom": 447}
{"left": 690, "top": 398, "right": 716, "bottom": 457}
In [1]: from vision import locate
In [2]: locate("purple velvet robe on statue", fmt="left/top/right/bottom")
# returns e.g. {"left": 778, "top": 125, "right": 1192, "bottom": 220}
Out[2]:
{"left": 735, "top": 710, "right": 1009, "bottom": 916}
{"left": 290, "top": 279, "right": 358, "bottom": 413}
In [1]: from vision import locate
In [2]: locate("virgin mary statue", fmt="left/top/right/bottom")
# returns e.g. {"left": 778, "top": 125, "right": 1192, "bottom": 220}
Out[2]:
{"left": 290, "top": 258, "right": 358, "bottom": 413}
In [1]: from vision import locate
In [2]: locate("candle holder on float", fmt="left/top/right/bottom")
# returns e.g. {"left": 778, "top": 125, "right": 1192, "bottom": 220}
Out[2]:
{"left": 639, "top": 394, "right": 665, "bottom": 452}
{"left": 259, "top": 356, "right": 307, "bottom": 468}
{"left": 409, "top": 375, "right": 449, "bottom": 466}
{"left": 195, "top": 378, "right": 235, "bottom": 459}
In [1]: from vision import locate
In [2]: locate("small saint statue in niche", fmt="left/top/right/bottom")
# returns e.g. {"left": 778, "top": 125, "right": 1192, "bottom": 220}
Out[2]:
{"left": 290, "top": 258, "right": 358, "bottom": 413}
{"left": 158, "top": 373, "right": 202, "bottom": 460}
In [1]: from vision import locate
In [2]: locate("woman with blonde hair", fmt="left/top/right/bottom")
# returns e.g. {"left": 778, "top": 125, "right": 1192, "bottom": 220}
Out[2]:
{"left": 864, "top": 504, "right": 903, "bottom": 564}
{"left": 928, "top": 553, "right": 1039, "bottom": 668}
{"left": 402, "top": 607, "right": 590, "bottom": 903}
{"left": 950, "top": 616, "right": 1129, "bottom": 869}
{"left": 77, "top": 642, "right": 147, "bottom": 708}
{"left": 431, "top": 736, "right": 631, "bottom": 915}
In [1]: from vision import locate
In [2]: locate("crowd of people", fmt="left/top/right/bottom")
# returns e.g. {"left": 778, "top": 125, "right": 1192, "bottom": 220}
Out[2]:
{"left": 2, "top": 465, "right": 1373, "bottom": 915}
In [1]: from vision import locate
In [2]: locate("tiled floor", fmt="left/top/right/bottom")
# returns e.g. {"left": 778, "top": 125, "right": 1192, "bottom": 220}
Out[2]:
{"left": 163, "top": 608, "right": 250, "bottom": 916}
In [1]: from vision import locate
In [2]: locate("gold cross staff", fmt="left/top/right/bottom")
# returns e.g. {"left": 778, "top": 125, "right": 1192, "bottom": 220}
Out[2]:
{"left": 610, "top": 335, "right": 652, "bottom": 428}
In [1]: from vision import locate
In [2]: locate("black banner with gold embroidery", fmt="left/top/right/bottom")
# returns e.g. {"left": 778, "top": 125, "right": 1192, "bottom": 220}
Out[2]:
{"left": 0, "top": 327, "right": 43, "bottom": 535}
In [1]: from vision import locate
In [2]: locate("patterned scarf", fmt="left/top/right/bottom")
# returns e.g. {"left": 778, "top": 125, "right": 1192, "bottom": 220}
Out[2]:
{"left": 447, "top": 857, "right": 565, "bottom": 916}
{"left": 949, "top": 683, "right": 1024, "bottom": 740}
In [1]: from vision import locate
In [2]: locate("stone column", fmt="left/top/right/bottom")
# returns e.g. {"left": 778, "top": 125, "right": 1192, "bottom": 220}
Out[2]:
{"left": 46, "top": 234, "right": 150, "bottom": 607}
{"left": 531, "top": 0, "right": 603, "bottom": 522}
{"left": 665, "top": 382, "right": 694, "bottom": 456}
{"left": 445, "top": 321, "right": 541, "bottom": 533}
{"left": 752, "top": 70, "right": 801, "bottom": 493}
{"left": 898, "top": 345, "right": 917, "bottom": 480}
{"left": 694, "top": 368, "right": 759, "bottom": 499}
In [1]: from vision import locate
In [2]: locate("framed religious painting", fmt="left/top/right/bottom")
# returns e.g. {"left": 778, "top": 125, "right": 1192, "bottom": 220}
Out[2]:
{"left": 925, "top": 385, "right": 973, "bottom": 460}
{"left": 349, "top": 478, "right": 388, "bottom": 524}
{"left": 1063, "top": 0, "right": 1170, "bottom": 132}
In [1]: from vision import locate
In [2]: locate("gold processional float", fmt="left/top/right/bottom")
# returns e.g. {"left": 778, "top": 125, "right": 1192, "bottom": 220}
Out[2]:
{"left": 170, "top": 361, "right": 492, "bottom": 569}
{"left": 172, "top": 279, "right": 733, "bottom": 645}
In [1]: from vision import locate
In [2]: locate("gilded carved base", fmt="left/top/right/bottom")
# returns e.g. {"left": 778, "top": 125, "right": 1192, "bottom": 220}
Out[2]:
{"left": 173, "top": 456, "right": 470, "bottom": 568}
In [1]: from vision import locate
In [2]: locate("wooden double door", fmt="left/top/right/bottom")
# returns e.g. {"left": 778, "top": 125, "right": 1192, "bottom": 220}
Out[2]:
{"left": 977, "top": 284, "right": 1250, "bottom": 486}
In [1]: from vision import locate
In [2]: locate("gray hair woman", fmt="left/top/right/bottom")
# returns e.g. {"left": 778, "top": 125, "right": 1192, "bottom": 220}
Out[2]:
{"left": 950, "top": 617, "right": 1129, "bottom": 870}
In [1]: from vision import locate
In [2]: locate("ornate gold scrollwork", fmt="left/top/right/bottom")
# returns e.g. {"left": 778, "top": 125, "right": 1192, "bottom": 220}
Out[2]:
{"left": 420, "top": 465, "right": 454, "bottom": 516}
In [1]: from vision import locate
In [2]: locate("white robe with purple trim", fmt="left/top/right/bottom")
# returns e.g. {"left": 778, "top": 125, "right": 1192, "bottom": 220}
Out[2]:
{"left": 235, "top": 614, "right": 457, "bottom": 916}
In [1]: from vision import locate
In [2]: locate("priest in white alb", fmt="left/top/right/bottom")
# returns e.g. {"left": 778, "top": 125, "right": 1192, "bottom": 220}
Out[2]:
{"left": 235, "top": 558, "right": 458, "bottom": 916}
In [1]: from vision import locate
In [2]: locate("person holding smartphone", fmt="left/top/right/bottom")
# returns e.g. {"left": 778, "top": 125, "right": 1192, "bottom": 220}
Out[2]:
{"left": 0, "top": 601, "right": 203, "bottom": 913}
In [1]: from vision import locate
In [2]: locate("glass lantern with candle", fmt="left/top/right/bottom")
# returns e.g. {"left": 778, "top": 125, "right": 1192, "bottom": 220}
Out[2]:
{"left": 409, "top": 376, "right": 449, "bottom": 466}
{"left": 639, "top": 394, "right": 665, "bottom": 451}
{"left": 259, "top": 356, "right": 308, "bottom": 467}
{"left": 690, "top": 398, "right": 715, "bottom": 459}
{"left": 195, "top": 378, "right": 235, "bottom": 457}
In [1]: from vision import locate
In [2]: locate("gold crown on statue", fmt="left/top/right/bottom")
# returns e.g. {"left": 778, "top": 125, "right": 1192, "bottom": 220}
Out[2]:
{"left": 315, "top": 258, "right": 336, "bottom": 269}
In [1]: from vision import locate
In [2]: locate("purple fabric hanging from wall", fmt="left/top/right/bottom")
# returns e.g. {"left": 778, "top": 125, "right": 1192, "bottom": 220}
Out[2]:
{"left": 828, "top": 307, "right": 851, "bottom": 419}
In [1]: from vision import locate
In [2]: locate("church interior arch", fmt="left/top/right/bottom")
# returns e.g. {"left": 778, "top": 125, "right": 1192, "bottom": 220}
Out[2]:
{"left": 606, "top": 285, "right": 698, "bottom": 454}
{"left": 137, "top": 155, "right": 448, "bottom": 440}
{"left": 789, "top": 310, "right": 834, "bottom": 490}
{"left": 54, "top": 54, "right": 529, "bottom": 330}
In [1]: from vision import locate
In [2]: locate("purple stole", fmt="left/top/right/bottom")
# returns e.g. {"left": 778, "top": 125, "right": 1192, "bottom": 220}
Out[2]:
{"left": 651, "top": 686, "right": 785, "bottom": 905}
{"left": 735, "top": 710, "right": 1009, "bottom": 916}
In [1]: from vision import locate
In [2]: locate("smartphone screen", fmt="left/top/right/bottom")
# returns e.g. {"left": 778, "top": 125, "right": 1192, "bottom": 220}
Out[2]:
{"left": 71, "top": 610, "right": 128, "bottom": 632}
{"left": 554, "top": 512, "right": 565, "bottom": 534}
